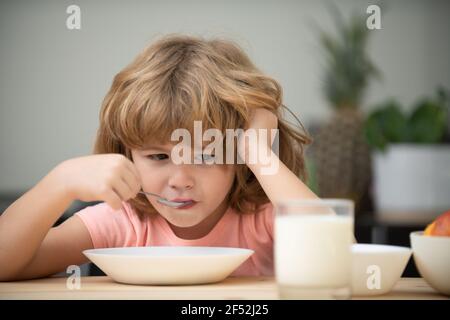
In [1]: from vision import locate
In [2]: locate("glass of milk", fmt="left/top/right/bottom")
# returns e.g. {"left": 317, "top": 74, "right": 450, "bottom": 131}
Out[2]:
{"left": 274, "top": 199, "right": 354, "bottom": 299}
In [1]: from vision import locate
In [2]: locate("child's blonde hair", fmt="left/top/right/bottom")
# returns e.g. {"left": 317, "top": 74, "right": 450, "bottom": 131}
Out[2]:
{"left": 93, "top": 34, "right": 311, "bottom": 219}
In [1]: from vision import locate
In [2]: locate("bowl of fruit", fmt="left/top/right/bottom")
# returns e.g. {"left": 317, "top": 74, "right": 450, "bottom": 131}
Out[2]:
{"left": 410, "top": 210, "right": 450, "bottom": 296}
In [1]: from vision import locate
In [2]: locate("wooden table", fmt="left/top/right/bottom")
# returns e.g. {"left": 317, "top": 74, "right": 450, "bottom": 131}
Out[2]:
{"left": 0, "top": 276, "right": 447, "bottom": 300}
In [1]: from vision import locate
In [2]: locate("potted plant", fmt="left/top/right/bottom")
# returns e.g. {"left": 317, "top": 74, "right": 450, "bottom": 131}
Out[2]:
{"left": 312, "top": 8, "right": 380, "bottom": 212}
{"left": 364, "top": 88, "right": 450, "bottom": 221}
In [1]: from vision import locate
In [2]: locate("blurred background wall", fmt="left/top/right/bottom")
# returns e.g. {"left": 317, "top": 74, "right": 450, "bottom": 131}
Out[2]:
{"left": 1, "top": 0, "right": 449, "bottom": 193}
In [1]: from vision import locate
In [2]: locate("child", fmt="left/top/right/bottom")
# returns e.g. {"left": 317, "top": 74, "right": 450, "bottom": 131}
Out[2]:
{"left": 0, "top": 34, "right": 319, "bottom": 281}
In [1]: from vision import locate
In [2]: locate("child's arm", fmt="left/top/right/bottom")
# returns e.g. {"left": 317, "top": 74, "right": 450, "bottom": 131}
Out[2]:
{"left": 0, "top": 154, "right": 142, "bottom": 281}
{"left": 241, "top": 108, "right": 320, "bottom": 205}
{"left": 241, "top": 108, "right": 357, "bottom": 243}
{"left": 248, "top": 147, "right": 319, "bottom": 205}
{"left": 0, "top": 166, "right": 88, "bottom": 281}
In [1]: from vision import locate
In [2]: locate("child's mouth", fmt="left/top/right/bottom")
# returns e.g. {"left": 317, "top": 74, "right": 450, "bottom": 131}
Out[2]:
{"left": 171, "top": 199, "right": 197, "bottom": 209}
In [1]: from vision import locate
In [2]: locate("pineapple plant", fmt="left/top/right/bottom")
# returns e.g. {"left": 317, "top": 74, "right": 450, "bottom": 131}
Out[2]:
{"left": 312, "top": 8, "right": 380, "bottom": 212}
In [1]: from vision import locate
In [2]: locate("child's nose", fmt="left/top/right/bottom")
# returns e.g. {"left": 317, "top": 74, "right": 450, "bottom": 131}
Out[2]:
{"left": 168, "top": 165, "right": 194, "bottom": 190}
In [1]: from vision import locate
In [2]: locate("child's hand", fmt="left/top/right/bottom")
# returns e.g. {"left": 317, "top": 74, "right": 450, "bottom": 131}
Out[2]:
{"left": 55, "top": 154, "right": 142, "bottom": 210}
{"left": 247, "top": 107, "right": 278, "bottom": 146}
{"left": 237, "top": 107, "right": 278, "bottom": 164}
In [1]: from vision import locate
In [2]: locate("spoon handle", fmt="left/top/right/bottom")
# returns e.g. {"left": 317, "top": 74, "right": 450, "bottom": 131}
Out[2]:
{"left": 138, "top": 191, "right": 186, "bottom": 208}
{"left": 138, "top": 191, "right": 160, "bottom": 198}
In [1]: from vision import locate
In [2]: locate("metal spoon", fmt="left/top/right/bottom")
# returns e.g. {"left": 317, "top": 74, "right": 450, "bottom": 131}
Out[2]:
{"left": 138, "top": 191, "right": 190, "bottom": 208}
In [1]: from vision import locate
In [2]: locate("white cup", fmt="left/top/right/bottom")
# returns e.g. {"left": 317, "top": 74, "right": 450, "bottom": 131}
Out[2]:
{"left": 274, "top": 199, "right": 354, "bottom": 299}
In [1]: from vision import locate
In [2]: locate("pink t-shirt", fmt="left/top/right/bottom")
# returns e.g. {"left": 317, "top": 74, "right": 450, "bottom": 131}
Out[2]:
{"left": 75, "top": 201, "right": 274, "bottom": 277}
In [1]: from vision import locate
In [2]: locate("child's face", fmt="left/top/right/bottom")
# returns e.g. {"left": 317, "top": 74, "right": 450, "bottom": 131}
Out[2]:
{"left": 131, "top": 143, "right": 236, "bottom": 227}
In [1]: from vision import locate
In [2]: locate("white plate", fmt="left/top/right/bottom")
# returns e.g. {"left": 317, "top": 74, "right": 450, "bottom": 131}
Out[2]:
{"left": 83, "top": 246, "right": 254, "bottom": 285}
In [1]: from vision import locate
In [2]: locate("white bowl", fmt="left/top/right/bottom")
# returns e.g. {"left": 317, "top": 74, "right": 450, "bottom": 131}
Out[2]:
{"left": 410, "top": 231, "right": 450, "bottom": 296}
{"left": 83, "top": 246, "right": 254, "bottom": 285}
{"left": 351, "top": 244, "right": 412, "bottom": 296}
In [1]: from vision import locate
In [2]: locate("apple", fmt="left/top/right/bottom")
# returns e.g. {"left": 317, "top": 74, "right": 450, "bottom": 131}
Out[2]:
{"left": 424, "top": 210, "right": 450, "bottom": 237}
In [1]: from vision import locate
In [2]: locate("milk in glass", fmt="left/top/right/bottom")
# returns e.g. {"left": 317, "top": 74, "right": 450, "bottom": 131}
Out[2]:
{"left": 274, "top": 201, "right": 353, "bottom": 299}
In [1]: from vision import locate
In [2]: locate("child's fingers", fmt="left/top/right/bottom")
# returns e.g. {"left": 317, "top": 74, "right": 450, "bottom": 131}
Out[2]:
{"left": 121, "top": 167, "right": 141, "bottom": 196}
{"left": 122, "top": 170, "right": 141, "bottom": 198}
{"left": 125, "top": 159, "right": 142, "bottom": 186}
{"left": 111, "top": 176, "right": 135, "bottom": 202}
{"left": 103, "top": 189, "right": 124, "bottom": 210}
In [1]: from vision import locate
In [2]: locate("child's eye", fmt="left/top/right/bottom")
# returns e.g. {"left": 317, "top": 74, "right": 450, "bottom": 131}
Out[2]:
{"left": 202, "top": 154, "right": 215, "bottom": 161}
{"left": 194, "top": 153, "right": 216, "bottom": 163}
{"left": 147, "top": 154, "right": 169, "bottom": 161}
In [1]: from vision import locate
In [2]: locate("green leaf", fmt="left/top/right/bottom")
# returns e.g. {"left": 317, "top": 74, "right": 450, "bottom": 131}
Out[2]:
{"left": 409, "top": 99, "right": 447, "bottom": 143}
{"left": 364, "top": 88, "right": 449, "bottom": 150}
{"left": 364, "top": 100, "right": 408, "bottom": 151}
